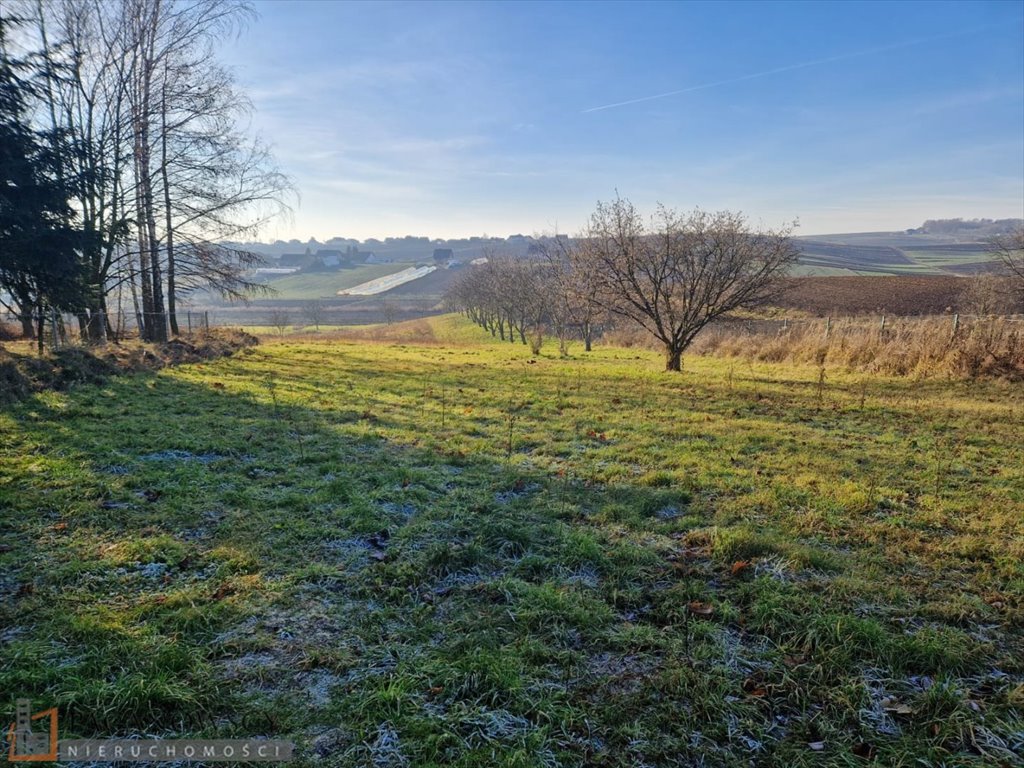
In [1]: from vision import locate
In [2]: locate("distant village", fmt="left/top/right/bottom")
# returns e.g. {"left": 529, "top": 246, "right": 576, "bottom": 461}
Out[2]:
{"left": 229, "top": 234, "right": 564, "bottom": 275}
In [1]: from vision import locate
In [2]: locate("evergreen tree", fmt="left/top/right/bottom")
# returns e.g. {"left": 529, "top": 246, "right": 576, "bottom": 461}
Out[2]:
{"left": 0, "top": 15, "right": 85, "bottom": 346}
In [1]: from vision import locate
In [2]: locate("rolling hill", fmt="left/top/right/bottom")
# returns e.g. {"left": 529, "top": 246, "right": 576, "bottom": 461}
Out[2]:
{"left": 793, "top": 235, "right": 997, "bottom": 277}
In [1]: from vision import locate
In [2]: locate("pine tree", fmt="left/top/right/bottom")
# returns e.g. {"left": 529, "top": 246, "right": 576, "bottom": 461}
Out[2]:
{"left": 0, "top": 15, "right": 85, "bottom": 348}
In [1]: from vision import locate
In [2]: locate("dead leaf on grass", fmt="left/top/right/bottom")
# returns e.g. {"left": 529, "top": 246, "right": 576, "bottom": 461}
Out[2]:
{"left": 687, "top": 601, "right": 714, "bottom": 617}
{"left": 731, "top": 560, "right": 752, "bottom": 576}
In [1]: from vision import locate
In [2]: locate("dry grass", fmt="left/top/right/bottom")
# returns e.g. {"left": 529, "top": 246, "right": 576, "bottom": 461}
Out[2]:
{"left": 694, "top": 316, "right": 1024, "bottom": 380}
{"left": 0, "top": 322, "right": 22, "bottom": 341}
{"left": 0, "top": 328, "right": 258, "bottom": 405}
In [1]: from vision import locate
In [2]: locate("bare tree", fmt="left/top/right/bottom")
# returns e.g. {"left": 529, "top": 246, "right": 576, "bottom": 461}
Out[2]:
{"left": 541, "top": 236, "right": 603, "bottom": 352}
{"left": 582, "top": 198, "right": 799, "bottom": 371}
{"left": 445, "top": 254, "right": 553, "bottom": 348}
{"left": 268, "top": 308, "right": 289, "bottom": 336}
{"left": 27, "top": 0, "right": 288, "bottom": 343}
{"left": 491, "top": 257, "right": 551, "bottom": 353}
{"left": 988, "top": 228, "right": 1024, "bottom": 310}
{"left": 303, "top": 299, "right": 325, "bottom": 331}
{"left": 962, "top": 273, "right": 1017, "bottom": 316}
{"left": 30, "top": 0, "right": 137, "bottom": 343}
{"left": 155, "top": 55, "right": 289, "bottom": 332}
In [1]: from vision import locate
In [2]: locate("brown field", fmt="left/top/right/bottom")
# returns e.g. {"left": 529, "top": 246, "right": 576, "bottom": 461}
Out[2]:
{"left": 777, "top": 276, "right": 967, "bottom": 316}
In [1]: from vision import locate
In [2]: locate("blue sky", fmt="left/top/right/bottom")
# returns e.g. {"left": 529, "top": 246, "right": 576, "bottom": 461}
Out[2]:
{"left": 222, "top": 0, "right": 1024, "bottom": 241}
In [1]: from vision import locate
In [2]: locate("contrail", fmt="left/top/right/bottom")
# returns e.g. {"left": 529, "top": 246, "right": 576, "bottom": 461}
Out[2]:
{"left": 581, "top": 27, "right": 997, "bottom": 114}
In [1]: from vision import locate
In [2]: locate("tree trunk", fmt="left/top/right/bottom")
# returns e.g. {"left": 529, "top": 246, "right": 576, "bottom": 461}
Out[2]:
{"left": 128, "top": 251, "right": 144, "bottom": 337}
{"left": 584, "top": 323, "right": 592, "bottom": 352}
{"left": 134, "top": 135, "right": 155, "bottom": 339}
{"left": 19, "top": 311, "right": 35, "bottom": 339}
{"left": 162, "top": 181, "right": 178, "bottom": 336}
{"left": 160, "top": 72, "right": 179, "bottom": 336}
{"left": 132, "top": 2, "right": 167, "bottom": 343}
{"left": 143, "top": 162, "right": 166, "bottom": 342}
{"left": 95, "top": 303, "right": 109, "bottom": 345}
{"left": 36, "top": 303, "right": 45, "bottom": 355}
{"left": 665, "top": 344, "right": 683, "bottom": 372}
{"left": 530, "top": 328, "right": 543, "bottom": 356}
{"left": 77, "top": 312, "right": 90, "bottom": 343}
{"left": 11, "top": 286, "right": 36, "bottom": 339}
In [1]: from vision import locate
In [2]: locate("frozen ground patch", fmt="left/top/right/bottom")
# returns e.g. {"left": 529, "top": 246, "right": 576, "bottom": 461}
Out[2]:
{"left": 140, "top": 450, "right": 223, "bottom": 464}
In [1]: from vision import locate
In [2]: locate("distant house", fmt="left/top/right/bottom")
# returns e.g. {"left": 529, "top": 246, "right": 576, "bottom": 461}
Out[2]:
{"left": 344, "top": 245, "right": 374, "bottom": 265}
{"left": 315, "top": 249, "right": 345, "bottom": 268}
{"left": 364, "top": 253, "right": 391, "bottom": 264}
{"left": 432, "top": 248, "right": 454, "bottom": 264}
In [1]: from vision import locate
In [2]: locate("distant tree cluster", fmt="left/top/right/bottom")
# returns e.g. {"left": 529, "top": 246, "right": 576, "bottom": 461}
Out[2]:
{"left": 0, "top": 1, "right": 290, "bottom": 347}
{"left": 445, "top": 255, "right": 564, "bottom": 355}
{"left": 447, "top": 198, "right": 800, "bottom": 370}
{"left": 920, "top": 218, "right": 1023, "bottom": 237}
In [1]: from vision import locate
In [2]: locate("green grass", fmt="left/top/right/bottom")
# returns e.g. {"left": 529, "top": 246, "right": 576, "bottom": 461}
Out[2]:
{"left": 2, "top": 317, "right": 1022, "bottom": 766}
{"left": 236, "top": 324, "right": 355, "bottom": 336}
{"left": 902, "top": 250, "right": 994, "bottom": 269}
{"left": 261, "top": 263, "right": 415, "bottom": 299}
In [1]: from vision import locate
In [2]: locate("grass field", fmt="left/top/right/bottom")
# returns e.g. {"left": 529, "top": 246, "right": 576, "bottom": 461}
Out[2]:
{"left": 902, "top": 250, "right": 993, "bottom": 268}
{"left": 2, "top": 317, "right": 1022, "bottom": 766}
{"left": 262, "top": 263, "right": 414, "bottom": 300}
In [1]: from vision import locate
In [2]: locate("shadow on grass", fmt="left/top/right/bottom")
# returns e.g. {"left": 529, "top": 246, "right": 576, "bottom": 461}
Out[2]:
{"left": 1, "top": 350, "right": 1020, "bottom": 766}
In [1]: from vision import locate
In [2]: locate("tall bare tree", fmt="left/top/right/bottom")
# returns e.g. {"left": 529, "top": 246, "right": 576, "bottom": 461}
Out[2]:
{"left": 988, "top": 228, "right": 1024, "bottom": 310}
{"left": 25, "top": 0, "right": 289, "bottom": 343}
{"left": 150, "top": 14, "right": 287, "bottom": 334}
{"left": 582, "top": 198, "right": 799, "bottom": 371}
{"left": 23, "top": 0, "right": 135, "bottom": 342}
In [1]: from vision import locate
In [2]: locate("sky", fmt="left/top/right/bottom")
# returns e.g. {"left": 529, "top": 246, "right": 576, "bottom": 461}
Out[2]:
{"left": 220, "top": 0, "right": 1024, "bottom": 241}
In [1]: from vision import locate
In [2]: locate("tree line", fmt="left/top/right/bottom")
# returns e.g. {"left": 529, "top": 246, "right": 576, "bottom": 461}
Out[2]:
{"left": 446, "top": 198, "right": 801, "bottom": 371}
{"left": 0, "top": 0, "right": 290, "bottom": 348}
